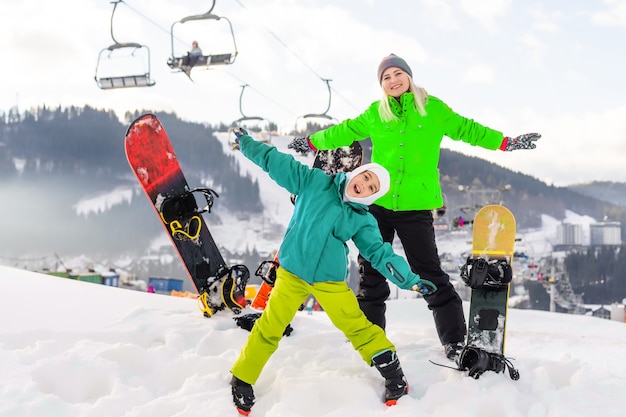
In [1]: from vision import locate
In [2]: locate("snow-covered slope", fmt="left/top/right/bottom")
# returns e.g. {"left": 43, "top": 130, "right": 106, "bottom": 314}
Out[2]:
{"left": 1, "top": 265, "right": 624, "bottom": 417}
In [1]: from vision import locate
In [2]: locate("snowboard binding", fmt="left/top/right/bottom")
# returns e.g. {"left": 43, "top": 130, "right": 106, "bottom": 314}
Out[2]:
{"left": 158, "top": 187, "right": 219, "bottom": 241}
{"left": 460, "top": 257, "right": 512, "bottom": 290}
{"left": 198, "top": 264, "right": 249, "bottom": 317}
{"left": 456, "top": 345, "right": 520, "bottom": 380}
{"left": 429, "top": 345, "right": 520, "bottom": 381}
{"left": 254, "top": 260, "right": 280, "bottom": 286}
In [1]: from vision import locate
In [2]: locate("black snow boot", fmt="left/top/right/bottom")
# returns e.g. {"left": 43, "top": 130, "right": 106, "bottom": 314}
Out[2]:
{"left": 371, "top": 350, "right": 408, "bottom": 405}
{"left": 444, "top": 342, "right": 464, "bottom": 360}
{"left": 230, "top": 375, "right": 255, "bottom": 416}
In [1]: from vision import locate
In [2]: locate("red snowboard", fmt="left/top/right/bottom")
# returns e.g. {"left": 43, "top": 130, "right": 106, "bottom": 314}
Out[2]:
{"left": 125, "top": 114, "right": 247, "bottom": 316}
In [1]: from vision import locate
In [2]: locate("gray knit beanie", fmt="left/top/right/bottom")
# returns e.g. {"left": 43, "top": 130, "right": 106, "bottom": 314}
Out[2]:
{"left": 377, "top": 54, "right": 412, "bottom": 84}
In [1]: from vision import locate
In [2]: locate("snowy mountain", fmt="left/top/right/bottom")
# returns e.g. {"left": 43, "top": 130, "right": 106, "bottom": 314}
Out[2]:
{"left": 1, "top": 265, "right": 624, "bottom": 417}
{"left": 568, "top": 181, "right": 626, "bottom": 206}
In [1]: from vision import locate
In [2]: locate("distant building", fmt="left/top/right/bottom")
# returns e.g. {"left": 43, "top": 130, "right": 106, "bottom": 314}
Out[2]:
{"left": 590, "top": 222, "right": 622, "bottom": 246}
{"left": 610, "top": 303, "right": 625, "bottom": 323}
{"left": 556, "top": 223, "right": 583, "bottom": 246}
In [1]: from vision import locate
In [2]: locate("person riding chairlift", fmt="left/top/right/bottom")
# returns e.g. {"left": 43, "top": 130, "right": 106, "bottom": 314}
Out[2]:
{"left": 182, "top": 40, "right": 203, "bottom": 70}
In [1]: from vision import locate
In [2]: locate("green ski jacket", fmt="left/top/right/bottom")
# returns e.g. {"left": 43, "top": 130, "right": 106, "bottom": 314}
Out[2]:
{"left": 310, "top": 93, "right": 504, "bottom": 211}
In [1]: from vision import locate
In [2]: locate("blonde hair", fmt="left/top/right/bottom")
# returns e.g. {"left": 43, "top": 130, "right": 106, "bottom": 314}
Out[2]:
{"left": 378, "top": 75, "right": 428, "bottom": 122}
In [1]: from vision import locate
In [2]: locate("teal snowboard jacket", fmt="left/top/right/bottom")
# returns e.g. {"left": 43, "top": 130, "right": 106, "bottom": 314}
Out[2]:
{"left": 238, "top": 134, "right": 421, "bottom": 289}
{"left": 310, "top": 93, "right": 504, "bottom": 211}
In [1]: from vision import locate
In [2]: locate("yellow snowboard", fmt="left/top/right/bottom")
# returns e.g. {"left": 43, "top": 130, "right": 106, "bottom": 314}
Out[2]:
{"left": 465, "top": 205, "right": 516, "bottom": 354}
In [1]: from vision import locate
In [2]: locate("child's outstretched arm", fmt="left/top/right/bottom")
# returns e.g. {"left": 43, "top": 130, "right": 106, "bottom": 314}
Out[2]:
{"left": 233, "top": 128, "right": 314, "bottom": 196}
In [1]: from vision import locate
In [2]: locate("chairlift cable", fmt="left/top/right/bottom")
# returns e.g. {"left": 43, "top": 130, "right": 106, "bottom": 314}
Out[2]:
{"left": 329, "top": 86, "right": 360, "bottom": 113}
{"left": 232, "top": 0, "right": 360, "bottom": 113}
{"left": 115, "top": 1, "right": 214, "bottom": 56}
{"left": 221, "top": 71, "right": 296, "bottom": 117}
{"left": 115, "top": 0, "right": 174, "bottom": 39}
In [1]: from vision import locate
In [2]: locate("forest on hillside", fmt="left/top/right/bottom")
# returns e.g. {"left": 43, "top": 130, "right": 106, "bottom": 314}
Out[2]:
{"left": 0, "top": 106, "right": 263, "bottom": 213}
{"left": 565, "top": 245, "right": 626, "bottom": 304}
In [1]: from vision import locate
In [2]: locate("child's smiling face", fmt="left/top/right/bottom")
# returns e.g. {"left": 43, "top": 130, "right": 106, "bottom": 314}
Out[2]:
{"left": 346, "top": 170, "right": 380, "bottom": 198}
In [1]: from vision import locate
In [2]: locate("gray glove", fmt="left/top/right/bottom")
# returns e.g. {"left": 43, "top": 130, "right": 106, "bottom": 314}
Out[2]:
{"left": 288, "top": 136, "right": 312, "bottom": 155}
{"left": 503, "top": 133, "right": 541, "bottom": 151}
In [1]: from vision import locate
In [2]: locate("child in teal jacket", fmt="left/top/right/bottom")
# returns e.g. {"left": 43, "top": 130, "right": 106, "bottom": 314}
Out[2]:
{"left": 229, "top": 128, "right": 435, "bottom": 415}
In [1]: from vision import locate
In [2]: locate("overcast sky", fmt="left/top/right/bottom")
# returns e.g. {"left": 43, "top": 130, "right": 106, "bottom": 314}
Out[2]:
{"left": 2, "top": 0, "right": 625, "bottom": 186}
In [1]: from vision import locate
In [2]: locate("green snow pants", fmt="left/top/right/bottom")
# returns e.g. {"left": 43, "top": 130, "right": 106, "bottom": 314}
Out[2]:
{"left": 231, "top": 266, "right": 395, "bottom": 384}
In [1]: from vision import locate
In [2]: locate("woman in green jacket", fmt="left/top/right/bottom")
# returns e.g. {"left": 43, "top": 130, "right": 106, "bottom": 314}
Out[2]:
{"left": 229, "top": 128, "right": 436, "bottom": 415}
{"left": 288, "top": 53, "right": 540, "bottom": 360}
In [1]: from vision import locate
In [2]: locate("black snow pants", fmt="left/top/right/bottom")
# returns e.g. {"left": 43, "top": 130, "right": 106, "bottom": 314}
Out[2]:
{"left": 357, "top": 205, "right": 466, "bottom": 345}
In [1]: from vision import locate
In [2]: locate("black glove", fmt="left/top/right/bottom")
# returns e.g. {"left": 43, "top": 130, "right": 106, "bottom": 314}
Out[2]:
{"left": 287, "top": 136, "right": 312, "bottom": 155}
{"left": 233, "top": 312, "right": 259, "bottom": 332}
{"left": 233, "top": 313, "right": 293, "bottom": 337}
{"left": 503, "top": 133, "right": 541, "bottom": 151}
{"left": 231, "top": 127, "right": 248, "bottom": 150}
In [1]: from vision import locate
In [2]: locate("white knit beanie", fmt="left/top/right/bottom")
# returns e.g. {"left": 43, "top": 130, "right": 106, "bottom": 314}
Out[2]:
{"left": 344, "top": 163, "right": 391, "bottom": 206}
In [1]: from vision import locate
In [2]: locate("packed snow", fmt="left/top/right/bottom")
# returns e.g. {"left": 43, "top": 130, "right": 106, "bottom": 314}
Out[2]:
{"left": 1, "top": 265, "right": 624, "bottom": 417}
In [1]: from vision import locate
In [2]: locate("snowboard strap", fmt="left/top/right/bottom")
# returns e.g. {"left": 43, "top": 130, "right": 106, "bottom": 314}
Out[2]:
{"left": 166, "top": 216, "right": 202, "bottom": 240}
{"left": 158, "top": 188, "right": 219, "bottom": 241}
{"left": 159, "top": 187, "right": 219, "bottom": 223}
{"left": 197, "top": 264, "right": 250, "bottom": 317}
{"left": 221, "top": 264, "right": 250, "bottom": 313}
{"left": 254, "top": 260, "right": 280, "bottom": 286}
{"left": 461, "top": 257, "right": 512, "bottom": 290}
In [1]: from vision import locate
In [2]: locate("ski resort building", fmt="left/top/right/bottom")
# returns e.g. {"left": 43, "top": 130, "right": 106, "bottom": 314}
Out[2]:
{"left": 590, "top": 221, "right": 622, "bottom": 246}
{"left": 556, "top": 223, "right": 583, "bottom": 248}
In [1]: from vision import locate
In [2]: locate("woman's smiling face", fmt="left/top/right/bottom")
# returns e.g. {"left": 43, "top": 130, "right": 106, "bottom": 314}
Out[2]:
{"left": 381, "top": 67, "right": 410, "bottom": 97}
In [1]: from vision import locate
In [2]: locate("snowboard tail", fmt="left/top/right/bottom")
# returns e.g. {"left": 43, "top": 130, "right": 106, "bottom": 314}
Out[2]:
{"left": 125, "top": 114, "right": 247, "bottom": 317}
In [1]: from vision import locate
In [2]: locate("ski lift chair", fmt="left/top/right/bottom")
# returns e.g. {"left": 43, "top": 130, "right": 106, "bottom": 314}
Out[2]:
{"left": 95, "top": 43, "right": 156, "bottom": 89}
{"left": 94, "top": 1, "right": 156, "bottom": 90}
{"left": 229, "top": 85, "right": 274, "bottom": 147}
{"left": 167, "top": 13, "right": 238, "bottom": 73}
{"left": 294, "top": 79, "right": 337, "bottom": 133}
